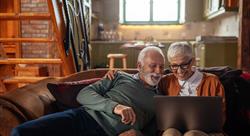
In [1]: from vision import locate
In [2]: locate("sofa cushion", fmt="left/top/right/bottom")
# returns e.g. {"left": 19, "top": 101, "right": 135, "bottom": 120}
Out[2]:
{"left": 47, "top": 78, "right": 101, "bottom": 111}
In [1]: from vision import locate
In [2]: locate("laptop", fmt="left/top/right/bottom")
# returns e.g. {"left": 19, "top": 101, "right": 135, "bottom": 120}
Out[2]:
{"left": 154, "top": 96, "right": 223, "bottom": 133}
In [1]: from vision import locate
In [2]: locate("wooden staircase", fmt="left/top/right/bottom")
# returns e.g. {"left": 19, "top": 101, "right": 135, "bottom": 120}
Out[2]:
{"left": 0, "top": 0, "right": 77, "bottom": 94}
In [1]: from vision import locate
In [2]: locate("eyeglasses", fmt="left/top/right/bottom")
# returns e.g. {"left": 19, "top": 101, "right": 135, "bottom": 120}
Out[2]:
{"left": 169, "top": 59, "right": 192, "bottom": 71}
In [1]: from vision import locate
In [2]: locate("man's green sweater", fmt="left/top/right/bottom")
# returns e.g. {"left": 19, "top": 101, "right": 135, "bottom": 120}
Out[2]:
{"left": 76, "top": 71, "right": 158, "bottom": 136}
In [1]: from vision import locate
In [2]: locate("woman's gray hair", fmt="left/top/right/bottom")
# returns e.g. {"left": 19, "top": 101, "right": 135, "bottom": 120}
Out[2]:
{"left": 167, "top": 42, "right": 193, "bottom": 61}
{"left": 137, "top": 46, "right": 165, "bottom": 65}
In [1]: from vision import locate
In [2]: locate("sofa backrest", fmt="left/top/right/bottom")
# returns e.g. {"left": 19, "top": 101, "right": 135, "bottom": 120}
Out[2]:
{"left": 0, "top": 67, "right": 240, "bottom": 123}
{"left": 0, "top": 69, "right": 138, "bottom": 122}
{"left": 60, "top": 68, "right": 138, "bottom": 82}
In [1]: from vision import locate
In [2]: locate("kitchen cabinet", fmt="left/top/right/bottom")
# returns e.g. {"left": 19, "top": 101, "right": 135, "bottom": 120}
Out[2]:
{"left": 204, "top": 0, "right": 238, "bottom": 19}
{"left": 194, "top": 36, "right": 238, "bottom": 68}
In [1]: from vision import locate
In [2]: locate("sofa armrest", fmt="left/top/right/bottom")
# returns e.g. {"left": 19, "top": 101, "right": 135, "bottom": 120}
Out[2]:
{"left": 1, "top": 78, "right": 59, "bottom": 119}
{"left": 0, "top": 78, "right": 60, "bottom": 136}
{"left": 0, "top": 98, "right": 28, "bottom": 136}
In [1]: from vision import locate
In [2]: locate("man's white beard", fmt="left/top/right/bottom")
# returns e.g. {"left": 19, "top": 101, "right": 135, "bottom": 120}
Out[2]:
{"left": 141, "top": 72, "right": 162, "bottom": 86}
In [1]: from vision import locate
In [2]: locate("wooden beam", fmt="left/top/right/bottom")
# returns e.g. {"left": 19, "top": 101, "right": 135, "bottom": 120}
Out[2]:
{"left": 0, "top": 38, "right": 55, "bottom": 43}
{"left": 0, "top": 13, "right": 51, "bottom": 20}
{"left": 3, "top": 76, "right": 48, "bottom": 84}
{"left": 0, "top": 58, "right": 62, "bottom": 64}
{"left": 238, "top": 0, "right": 250, "bottom": 72}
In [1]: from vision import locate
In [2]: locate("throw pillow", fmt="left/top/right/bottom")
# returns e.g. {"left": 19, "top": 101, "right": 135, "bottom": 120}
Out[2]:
{"left": 47, "top": 78, "right": 101, "bottom": 111}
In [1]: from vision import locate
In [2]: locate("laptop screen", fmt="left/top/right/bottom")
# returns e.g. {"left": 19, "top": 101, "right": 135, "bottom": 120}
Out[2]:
{"left": 154, "top": 96, "right": 223, "bottom": 133}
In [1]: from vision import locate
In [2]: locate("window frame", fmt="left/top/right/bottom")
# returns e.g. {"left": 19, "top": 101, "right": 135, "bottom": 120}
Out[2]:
{"left": 121, "top": 0, "right": 181, "bottom": 25}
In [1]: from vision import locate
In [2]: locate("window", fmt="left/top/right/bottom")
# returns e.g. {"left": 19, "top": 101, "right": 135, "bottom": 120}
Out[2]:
{"left": 120, "top": 0, "right": 180, "bottom": 24}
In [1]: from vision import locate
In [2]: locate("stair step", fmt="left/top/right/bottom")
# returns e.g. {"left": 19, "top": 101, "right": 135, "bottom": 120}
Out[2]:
{"left": 0, "top": 58, "right": 62, "bottom": 64}
{"left": 0, "top": 13, "right": 51, "bottom": 20}
{"left": 0, "top": 38, "right": 55, "bottom": 43}
{"left": 3, "top": 76, "right": 48, "bottom": 84}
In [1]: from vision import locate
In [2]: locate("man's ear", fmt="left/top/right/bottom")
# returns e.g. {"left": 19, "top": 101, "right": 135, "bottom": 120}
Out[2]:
{"left": 137, "top": 62, "right": 142, "bottom": 70}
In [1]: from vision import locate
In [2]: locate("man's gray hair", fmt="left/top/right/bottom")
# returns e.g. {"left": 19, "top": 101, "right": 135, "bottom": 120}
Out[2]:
{"left": 167, "top": 42, "right": 193, "bottom": 61}
{"left": 137, "top": 46, "right": 165, "bottom": 65}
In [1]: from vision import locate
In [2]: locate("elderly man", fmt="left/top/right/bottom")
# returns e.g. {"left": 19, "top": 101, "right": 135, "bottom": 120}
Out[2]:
{"left": 11, "top": 46, "right": 165, "bottom": 136}
{"left": 159, "top": 42, "right": 225, "bottom": 136}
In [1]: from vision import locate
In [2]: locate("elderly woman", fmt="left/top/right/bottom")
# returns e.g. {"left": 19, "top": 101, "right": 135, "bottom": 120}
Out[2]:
{"left": 159, "top": 42, "right": 225, "bottom": 136}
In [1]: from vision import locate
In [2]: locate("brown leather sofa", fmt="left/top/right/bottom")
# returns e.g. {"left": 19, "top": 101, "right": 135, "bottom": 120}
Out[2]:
{"left": 0, "top": 69, "right": 138, "bottom": 136}
{"left": 0, "top": 68, "right": 249, "bottom": 136}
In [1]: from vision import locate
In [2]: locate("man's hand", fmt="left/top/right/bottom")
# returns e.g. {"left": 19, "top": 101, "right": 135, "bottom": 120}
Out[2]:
{"left": 104, "top": 70, "right": 117, "bottom": 80}
{"left": 113, "top": 104, "right": 136, "bottom": 125}
{"left": 119, "top": 129, "right": 138, "bottom": 136}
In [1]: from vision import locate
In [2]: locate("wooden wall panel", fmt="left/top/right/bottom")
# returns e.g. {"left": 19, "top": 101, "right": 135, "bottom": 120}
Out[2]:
{"left": 238, "top": 0, "right": 250, "bottom": 72}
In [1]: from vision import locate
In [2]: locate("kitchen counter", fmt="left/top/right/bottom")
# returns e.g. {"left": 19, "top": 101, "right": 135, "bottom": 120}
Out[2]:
{"left": 90, "top": 40, "right": 195, "bottom": 44}
{"left": 89, "top": 40, "right": 195, "bottom": 69}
